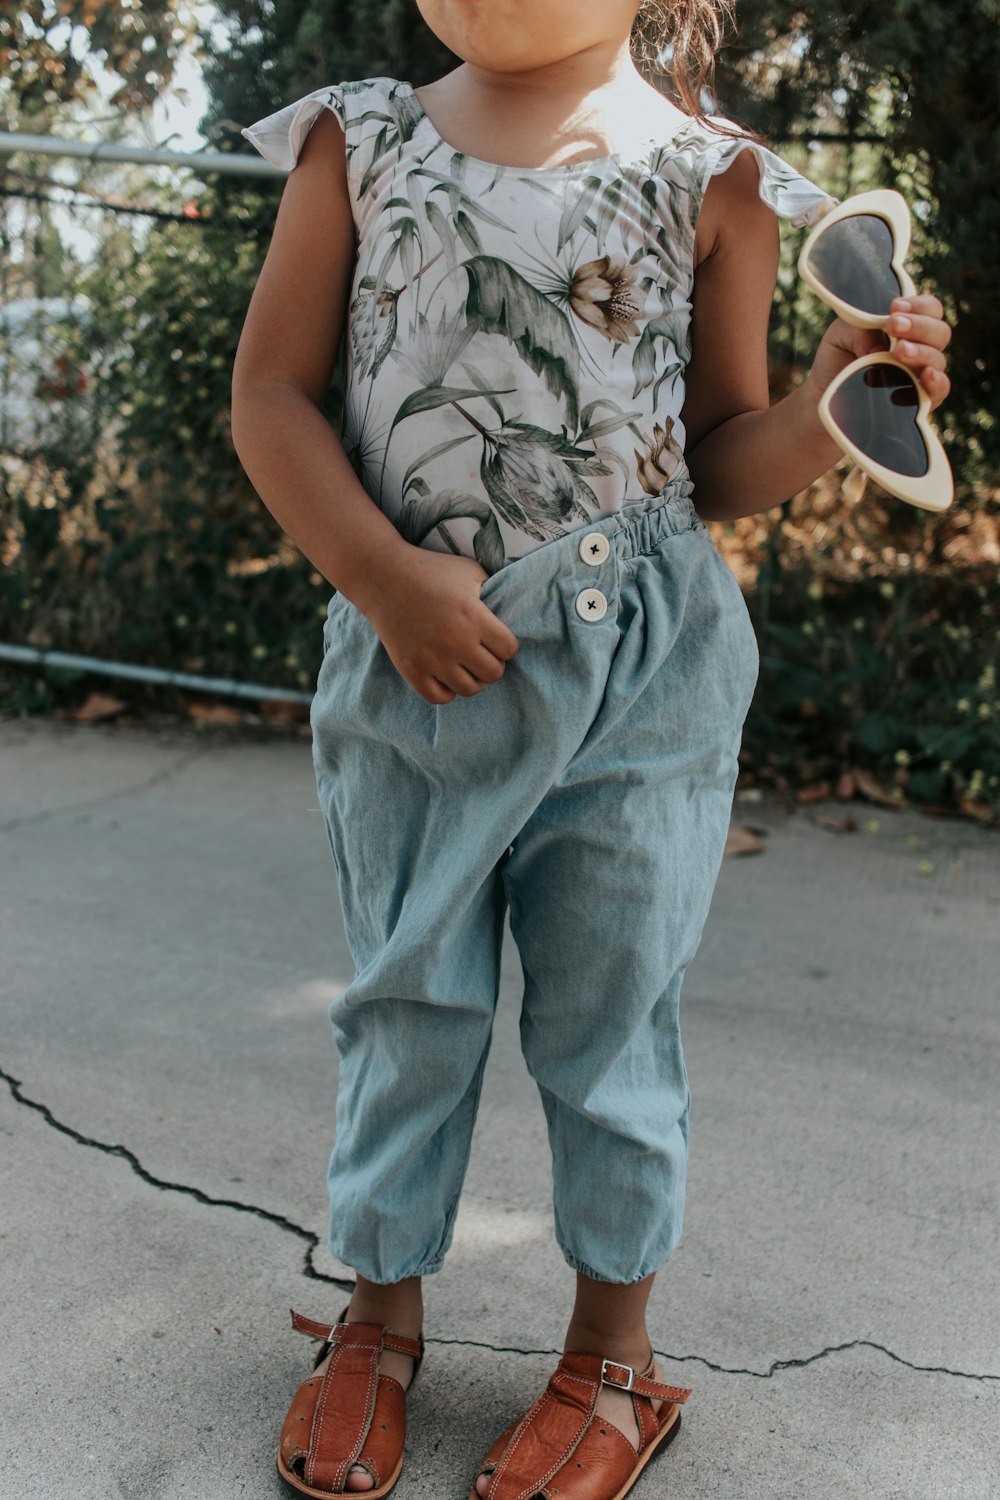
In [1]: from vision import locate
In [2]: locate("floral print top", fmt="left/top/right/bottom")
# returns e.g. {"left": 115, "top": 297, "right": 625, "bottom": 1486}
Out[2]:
{"left": 242, "top": 77, "right": 837, "bottom": 572}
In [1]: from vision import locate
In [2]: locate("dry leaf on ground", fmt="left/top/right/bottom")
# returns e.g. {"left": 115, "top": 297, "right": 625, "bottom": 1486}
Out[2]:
{"left": 725, "top": 824, "right": 765, "bottom": 857}
{"left": 958, "top": 795, "right": 999, "bottom": 825}
{"left": 852, "top": 766, "right": 907, "bottom": 808}
{"left": 186, "top": 701, "right": 244, "bottom": 725}
{"left": 814, "top": 814, "right": 857, "bottom": 833}
{"left": 796, "top": 780, "right": 832, "bottom": 803}
{"left": 259, "top": 698, "right": 311, "bottom": 723}
{"left": 73, "top": 691, "right": 127, "bottom": 723}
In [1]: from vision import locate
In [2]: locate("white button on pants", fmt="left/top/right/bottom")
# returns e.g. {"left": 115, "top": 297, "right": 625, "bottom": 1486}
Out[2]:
{"left": 579, "top": 531, "right": 610, "bottom": 565}
{"left": 575, "top": 588, "right": 608, "bottom": 622}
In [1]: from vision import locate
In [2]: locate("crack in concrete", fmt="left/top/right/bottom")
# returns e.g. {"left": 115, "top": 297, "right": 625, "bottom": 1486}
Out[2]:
{"left": 4, "top": 1065, "right": 998, "bottom": 1386}
{"left": 0, "top": 1063, "right": 351, "bottom": 1290}
{"left": 0, "top": 744, "right": 212, "bottom": 833}
{"left": 431, "top": 1335, "right": 1000, "bottom": 1384}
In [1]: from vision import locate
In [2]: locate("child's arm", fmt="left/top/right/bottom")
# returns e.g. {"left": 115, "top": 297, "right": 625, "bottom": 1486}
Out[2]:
{"left": 231, "top": 110, "right": 517, "bottom": 705}
{"left": 681, "top": 151, "right": 953, "bottom": 522}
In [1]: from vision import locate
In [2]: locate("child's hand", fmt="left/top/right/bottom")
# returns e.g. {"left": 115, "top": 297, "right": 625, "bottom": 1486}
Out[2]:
{"left": 807, "top": 294, "right": 953, "bottom": 412}
{"left": 362, "top": 546, "right": 519, "bottom": 705}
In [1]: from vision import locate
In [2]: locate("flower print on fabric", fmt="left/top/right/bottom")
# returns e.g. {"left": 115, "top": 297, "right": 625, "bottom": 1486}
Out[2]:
{"left": 242, "top": 77, "right": 838, "bottom": 570}
{"left": 635, "top": 418, "right": 685, "bottom": 496}
{"left": 569, "top": 257, "right": 645, "bottom": 344}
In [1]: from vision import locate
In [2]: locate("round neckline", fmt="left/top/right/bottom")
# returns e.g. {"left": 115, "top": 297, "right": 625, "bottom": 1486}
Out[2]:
{"left": 402, "top": 80, "right": 688, "bottom": 177}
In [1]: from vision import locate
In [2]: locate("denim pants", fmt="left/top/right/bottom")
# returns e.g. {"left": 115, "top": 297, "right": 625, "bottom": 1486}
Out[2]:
{"left": 309, "top": 470, "right": 760, "bottom": 1285}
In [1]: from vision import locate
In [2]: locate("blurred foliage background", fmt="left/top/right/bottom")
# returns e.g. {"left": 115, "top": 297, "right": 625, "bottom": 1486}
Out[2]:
{"left": 1, "top": 0, "right": 997, "bottom": 816}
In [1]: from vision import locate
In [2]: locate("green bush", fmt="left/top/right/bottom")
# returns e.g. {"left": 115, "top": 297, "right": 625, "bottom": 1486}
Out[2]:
{"left": 744, "top": 549, "right": 1000, "bottom": 813}
{"left": 0, "top": 188, "right": 331, "bottom": 704}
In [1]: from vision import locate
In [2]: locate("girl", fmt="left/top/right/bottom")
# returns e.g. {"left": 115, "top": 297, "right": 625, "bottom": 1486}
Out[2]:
{"left": 233, "top": 3, "right": 953, "bottom": 1497}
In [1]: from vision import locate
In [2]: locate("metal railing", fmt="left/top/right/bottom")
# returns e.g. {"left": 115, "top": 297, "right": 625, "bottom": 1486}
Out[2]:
{"left": 0, "top": 132, "right": 283, "bottom": 176}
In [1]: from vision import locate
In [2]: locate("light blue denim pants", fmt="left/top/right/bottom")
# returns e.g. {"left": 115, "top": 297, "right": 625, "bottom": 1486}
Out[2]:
{"left": 309, "top": 470, "right": 759, "bottom": 1285}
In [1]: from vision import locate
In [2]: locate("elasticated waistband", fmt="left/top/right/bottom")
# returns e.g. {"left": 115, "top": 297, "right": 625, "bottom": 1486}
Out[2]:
{"left": 611, "top": 471, "right": 702, "bottom": 560}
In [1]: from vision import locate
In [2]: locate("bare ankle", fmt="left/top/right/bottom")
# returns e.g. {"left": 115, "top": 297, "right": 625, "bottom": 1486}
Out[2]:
{"left": 564, "top": 1319, "right": 653, "bottom": 1368}
{"left": 348, "top": 1275, "right": 424, "bottom": 1332}
{"left": 565, "top": 1268, "right": 658, "bottom": 1366}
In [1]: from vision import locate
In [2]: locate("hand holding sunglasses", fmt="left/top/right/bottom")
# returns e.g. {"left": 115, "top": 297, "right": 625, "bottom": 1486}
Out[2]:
{"left": 798, "top": 188, "right": 954, "bottom": 512}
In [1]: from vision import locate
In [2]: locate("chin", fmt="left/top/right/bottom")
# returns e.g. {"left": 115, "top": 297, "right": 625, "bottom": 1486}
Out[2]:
{"left": 418, "top": 2, "right": 580, "bottom": 72}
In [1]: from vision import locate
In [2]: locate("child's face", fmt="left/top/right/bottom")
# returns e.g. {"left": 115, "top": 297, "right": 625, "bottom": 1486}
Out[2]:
{"left": 416, "top": 0, "right": 643, "bottom": 74}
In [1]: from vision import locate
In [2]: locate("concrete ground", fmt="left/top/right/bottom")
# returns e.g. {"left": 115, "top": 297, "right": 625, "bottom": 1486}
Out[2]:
{"left": 1, "top": 715, "right": 998, "bottom": 1500}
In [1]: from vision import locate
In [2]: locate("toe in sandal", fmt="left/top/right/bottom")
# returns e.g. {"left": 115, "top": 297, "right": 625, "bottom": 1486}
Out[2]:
{"left": 277, "top": 1306, "right": 424, "bottom": 1498}
{"left": 469, "top": 1350, "right": 691, "bottom": 1500}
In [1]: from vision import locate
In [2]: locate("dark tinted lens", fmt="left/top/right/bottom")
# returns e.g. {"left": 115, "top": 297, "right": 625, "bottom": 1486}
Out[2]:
{"left": 805, "top": 214, "right": 904, "bottom": 315}
{"left": 828, "top": 364, "right": 929, "bottom": 477}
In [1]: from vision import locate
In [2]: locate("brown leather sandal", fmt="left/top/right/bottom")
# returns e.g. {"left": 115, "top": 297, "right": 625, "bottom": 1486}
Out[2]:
{"left": 276, "top": 1305, "right": 425, "bottom": 1499}
{"left": 468, "top": 1349, "right": 691, "bottom": 1500}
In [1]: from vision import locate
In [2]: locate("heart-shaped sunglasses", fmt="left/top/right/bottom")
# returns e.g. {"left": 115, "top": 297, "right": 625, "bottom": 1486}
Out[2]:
{"left": 798, "top": 188, "right": 953, "bottom": 512}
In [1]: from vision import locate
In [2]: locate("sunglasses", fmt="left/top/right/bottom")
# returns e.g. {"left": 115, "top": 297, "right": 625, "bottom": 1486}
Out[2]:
{"left": 798, "top": 188, "right": 953, "bottom": 513}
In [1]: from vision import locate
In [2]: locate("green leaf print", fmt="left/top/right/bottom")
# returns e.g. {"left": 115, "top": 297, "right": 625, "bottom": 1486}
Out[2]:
{"left": 425, "top": 198, "right": 458, "bottom": 272}
{"left": 457, "top": 363, "right": 507, "bottom": 423}
{"left": 503, "top": 422, "right": 602, "bottom": 462}
{"left": 454, "top": 211, "right": 481, "bottom": 256}
{"left": 594, "top": 180, "right": 622, "bottom": 257}
{"left": 582, "top": 412, "right": 643, "bottom": 441}
{"left": 479, "top": 423, "right": 597, "bottom": 542}
{"left": 464, "top": 257, "right": 581, "bottom": 429}
{"left": 578, "top": 397, "right": 642, "bottom": 437}
{"left": 385, "top": 85, "right": 425, "bottom": 141}
{"left": 556, "top": 175, "right": 606, "bottom": 253}
{"left": 401, "top": 434, "right": 476, "bottom": 495}
{"left": 354, "top": 87, "right": 426, "bottom": 195}
{"left": 471, "top": 515, "right": 507, "bottom": 574}
{"left": 357, "top": 122, "right": 389, "bottom": 197}
{"left": 631, "top": 311, "right": 688, "bottom": 402}
{"left": 372, "top": 240, "right": 401, "bottom": 302}
{"left": 394, "top": 308, "right": 477, "bottom": 389}
{"left": 408, "top": 168, "right": 511, "bottom": 230}
{"left": 649, "top": 175, "right": 692, "bottom": 250}
{"left": 632, "top": 174, "right": 660, "bottom": 249}
{"left": 640, "top": 179, "right": 684, "bottom": 282}
{"left": 391, "top": 384, "right": 513, "bottom": 428}
{"left": 397, "top": 488, "right": 506, "bottom": 575}
{"left": 397, "top": 217, "right": 419, "bottom": 283}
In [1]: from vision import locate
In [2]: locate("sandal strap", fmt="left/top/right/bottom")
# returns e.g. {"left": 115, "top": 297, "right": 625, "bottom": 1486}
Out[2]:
{"left": 286, "top": 1308, "right": 422, "bottom": 1493}
{"left": 599, "top": 1356, "right": 692, "bottom": 1404}
{"left": 485, "top": 1363, "right": 600, "bottom": 1500}
{"left": 290, "top": 1308, "right": 424, "bottom": 1362}
{"left": 305, "top": 1333, "right": 380, "bottom": 1492}
{"left": 482, "top": 1351, "right": 692, "bottom": 1499}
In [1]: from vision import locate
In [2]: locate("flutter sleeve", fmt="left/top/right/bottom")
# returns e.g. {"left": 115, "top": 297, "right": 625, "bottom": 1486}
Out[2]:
{"left": 699, "top": 122, "right": 840, "bottom": 228}
{"left": 240, "top": 84, "right": 347, "bottom": 173}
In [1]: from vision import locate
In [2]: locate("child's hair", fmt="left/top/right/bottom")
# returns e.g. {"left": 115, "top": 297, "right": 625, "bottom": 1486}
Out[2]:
{"left": 632, "top": 0, "right": 763, "bottom": 143}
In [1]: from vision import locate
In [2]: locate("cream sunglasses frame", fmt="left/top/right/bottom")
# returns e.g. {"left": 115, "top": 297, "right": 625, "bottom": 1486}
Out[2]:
{"left": 798, "top": 188, "right": 953, "bottom": 513}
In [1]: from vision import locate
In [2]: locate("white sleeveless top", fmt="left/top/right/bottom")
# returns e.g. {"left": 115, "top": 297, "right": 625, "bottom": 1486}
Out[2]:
{"left": 242, "top": 77, "right": 837, "bottom": 572}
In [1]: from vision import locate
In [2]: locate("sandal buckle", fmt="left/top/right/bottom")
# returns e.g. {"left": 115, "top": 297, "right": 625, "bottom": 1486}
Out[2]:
{"left": 601, "top": 1358, "right": 635, "bottom": 1391}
